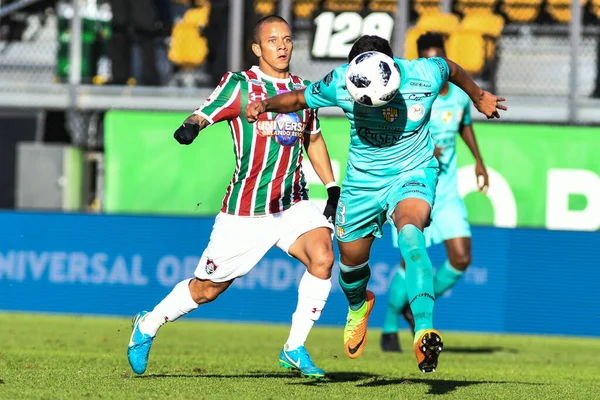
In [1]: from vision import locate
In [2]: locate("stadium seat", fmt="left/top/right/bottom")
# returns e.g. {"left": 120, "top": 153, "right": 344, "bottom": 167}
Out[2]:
{"left": 416, "top": 12, "right": 461, "bottom": 36}
{"left": 546, "top": 0, "right": 588, "bottom": 24}
{"left": 168, "top": 21, "right": 208, "bottom": 68}
{"left": 368, "top": 0, "right": 397, "bottom": 12}
{"left": 293, "top": 0, "right": 319, "bottom": 19}
{"left": 413, "top": 0, "right": 442, "bottom": 16}
{"left": 455, "top": 0, "right": 498, "bottom": 15}
{"left": 460, "top": 11, "right": 504, "bottom": 38}
{"left": 446, "top": 29, "right": 486, "bottom": 75}
{"left": 183, "top": 6, "right": 210, "bottom": 28}
{"left": 254, "top": 0, "right": 277, "bottom": 16}
{"left": 404, "top": 26, "right": 427, "bottom": 60}
{"left": 323, "top": 0, "right": 363, "bottom": 11}
{"left": 500, "top": 0, "right": 542, "bottom": 23}
{"left": 591, "top": 0, "right": 600, "bottom": 19}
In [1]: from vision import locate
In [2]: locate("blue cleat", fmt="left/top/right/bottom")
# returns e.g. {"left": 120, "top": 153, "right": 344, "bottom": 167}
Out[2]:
{"left": 127, "top": 311, "right": 155, "bottom": 374}
{"left": 279, "top": 345, "right": 325, "bottom": 379}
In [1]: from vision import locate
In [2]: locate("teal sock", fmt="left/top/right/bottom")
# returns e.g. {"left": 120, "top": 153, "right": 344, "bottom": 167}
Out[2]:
{"left": 397, "top": 224, "right": 435, "bottom": 332}
{"left": 382, "top": 268, "right": 409, "bottom": 334}
{"left": 434, "top": 260, "right": 464, "bottom": 297}
{"left": 338, "top": 261, "right": 371, "bottom": 311}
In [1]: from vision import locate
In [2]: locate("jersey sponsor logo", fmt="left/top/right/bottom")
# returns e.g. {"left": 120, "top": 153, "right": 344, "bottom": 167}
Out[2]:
{"left": 293, "top": 83, "right": 306, "bottom": 90}
{"left": 358, "top": 126, "right": 404, "bottom": 147}
{"left": 409, "top": 81, "right": 432, "bottom": 88}
{"left": 408, "top": 92, "right": 434, "bottom": 101}
{"left": 402, "top": 181, "right": 426, "bottom": 188}
{"left": 311, "top": 81, "right": 321, "bottom": 95}
{"left": 323, "top": 70, "right": 334, "bottom": 86}
{"left": 249, "top": 79, "right": 265, "bottom": 86}
{"left": 256, "top": 113, "right": 304, "bottom": 146}
{"left": 431, "top": 58, "right": 449, "bottom": 80}
{"left": 408, "top": 104, "right": 425, "bottom": 122}
{"left": 205, "top": 259, "right": 218, "bottom": 275}
{"left": 382, "top": 107, "right": 399, "bottom": 123}
{"left": 276, "top": 89, "right": 290, "bottom": 95}
{"left": 249, "top": 92, "right": 267, "bottom": 101}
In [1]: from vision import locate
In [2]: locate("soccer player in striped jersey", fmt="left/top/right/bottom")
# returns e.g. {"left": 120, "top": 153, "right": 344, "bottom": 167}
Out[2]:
{"left": 381, "top": 32, "right": 490, "bottom": 353}
{"left": 127, "top": 15, "right": 340, "bottom": 379}
{"left": 246, "top": 35, "right": 506, "bottom": 373}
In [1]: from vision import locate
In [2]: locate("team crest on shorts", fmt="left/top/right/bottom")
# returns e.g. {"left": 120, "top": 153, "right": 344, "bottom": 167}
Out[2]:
{"left": 205, "top": 259, "right": 217, "bottom": 275}
{"left": 382, "top": 107, "right": 399, "bottom": 123}
{"left": 336, "top": 226, "right": 345, "bottom": 238}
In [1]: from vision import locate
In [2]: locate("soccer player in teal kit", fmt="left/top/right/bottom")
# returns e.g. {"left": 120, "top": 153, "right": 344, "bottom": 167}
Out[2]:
{"left": 381, "top": 32, "right": 491, "bottom": 353}
{"left": 246, "top": 35, "right": 506, "bottom": 372}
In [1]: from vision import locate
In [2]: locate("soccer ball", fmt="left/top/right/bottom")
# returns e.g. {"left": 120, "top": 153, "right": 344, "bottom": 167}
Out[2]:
{"left": 345, "top": 51, "right": 400, "bottom": 107}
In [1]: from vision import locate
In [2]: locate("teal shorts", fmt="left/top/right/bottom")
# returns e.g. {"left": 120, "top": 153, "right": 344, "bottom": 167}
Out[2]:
{"left": 424, "top": 195, "right": 471, "bottom": 247}
{"left": 335, "top": 166, "right": 438, "bottom": 242}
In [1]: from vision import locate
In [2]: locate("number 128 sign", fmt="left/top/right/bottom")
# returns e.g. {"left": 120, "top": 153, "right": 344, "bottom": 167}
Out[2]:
{"left": 311, "top": 11, "right": 394, "bottom": 59}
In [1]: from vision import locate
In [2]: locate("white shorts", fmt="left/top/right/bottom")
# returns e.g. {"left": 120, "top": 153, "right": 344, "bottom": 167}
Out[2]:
{"left": 194, "top": 200, "right": 333, "bottom": 282}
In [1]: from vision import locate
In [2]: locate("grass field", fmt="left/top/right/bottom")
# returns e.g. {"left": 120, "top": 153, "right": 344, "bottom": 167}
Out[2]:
{"left": 0, "top": 313, "right": 599, "bottom": 399}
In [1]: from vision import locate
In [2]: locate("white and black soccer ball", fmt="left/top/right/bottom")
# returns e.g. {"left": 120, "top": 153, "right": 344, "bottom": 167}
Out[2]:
{"left": 345, "top": 51, "right": 400, "bottom": 107}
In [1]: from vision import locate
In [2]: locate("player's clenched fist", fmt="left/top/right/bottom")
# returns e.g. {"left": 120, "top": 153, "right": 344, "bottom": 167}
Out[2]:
{"left": 246, "top": 100, "right": 266, "bottom": 122}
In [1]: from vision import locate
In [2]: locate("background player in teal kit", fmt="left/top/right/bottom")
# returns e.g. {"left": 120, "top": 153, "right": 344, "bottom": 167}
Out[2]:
{"left": 381, "top": 32, "right": 491, "bottom": 353}
{"left": 246, "top": 35, "right": 506, "bottom": 373}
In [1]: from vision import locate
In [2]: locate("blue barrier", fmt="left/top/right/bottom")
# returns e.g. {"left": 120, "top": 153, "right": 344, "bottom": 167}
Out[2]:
{"left": 0, "top": 211, "right": 598, "bottom": 336}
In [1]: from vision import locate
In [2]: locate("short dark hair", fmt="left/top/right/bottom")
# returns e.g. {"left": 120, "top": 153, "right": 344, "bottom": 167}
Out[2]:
{"left": 253, "top": 15, "right": 290, "bottom": 44}
{"left": 417, "top": 32, "right": 446, "bottom": 54}
{"left": 348, "top": 35, "right": 394, "bottom": 62}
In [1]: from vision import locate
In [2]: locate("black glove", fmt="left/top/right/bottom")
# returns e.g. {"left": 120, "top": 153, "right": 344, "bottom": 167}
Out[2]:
{"left": 323, "top": 185, "right": 340, "bottom": 224}
{"left": 174, "top": 122, "right": 199, "bottom": 145}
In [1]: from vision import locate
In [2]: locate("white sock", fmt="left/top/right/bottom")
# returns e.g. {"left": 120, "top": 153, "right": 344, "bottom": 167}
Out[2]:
{"left": 285, "top": 271, "right": 332, "bottom": 350}
{"left": 139, "top": 278, "right": 199, "bottom": 336}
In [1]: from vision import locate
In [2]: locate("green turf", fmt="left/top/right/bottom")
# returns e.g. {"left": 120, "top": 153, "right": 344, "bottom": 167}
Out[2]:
{"left": 0, "top": 313, "right": 599, "bottom": 399}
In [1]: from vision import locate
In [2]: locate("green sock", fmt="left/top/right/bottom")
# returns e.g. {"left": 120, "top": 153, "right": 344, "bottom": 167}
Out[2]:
{"left": 397, "top": 224, "right": 435, "bottom": 332}
{"left": 338, "top": 261, "right": 371, "bottom": 311}
{"left": 382, "top": 268, "right": 408, "bottom": 334}
{"left": 434, "top": 260, "right": 464, "bottom": 297}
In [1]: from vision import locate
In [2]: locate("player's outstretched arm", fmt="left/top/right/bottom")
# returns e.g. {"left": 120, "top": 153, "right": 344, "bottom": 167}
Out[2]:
{"left": 444, "top": 58, "right": 507, "bottom": 119}
{"left": 245, "top": 89, "right": 308, "bottom": 122}
{"left": 174, "top": 114, "right": 210, "bottom": 145}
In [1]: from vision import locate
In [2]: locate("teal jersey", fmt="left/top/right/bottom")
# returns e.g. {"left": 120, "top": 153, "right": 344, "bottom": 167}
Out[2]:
{"left": 429, "top": 83, "right": 472, "bottom": 199}
{"left": 304, "top": 57, "right": 450, "bottom": 181}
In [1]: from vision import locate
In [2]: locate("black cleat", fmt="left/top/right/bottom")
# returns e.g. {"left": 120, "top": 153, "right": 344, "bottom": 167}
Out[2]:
{"left": 380, "top": 332, "right": 402, "bottom": 352}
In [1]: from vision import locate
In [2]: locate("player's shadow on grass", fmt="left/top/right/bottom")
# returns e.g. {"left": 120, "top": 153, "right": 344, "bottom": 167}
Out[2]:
{"left": 443, "top": 346, "right": 519, "bottom": 354}
{"left": 357, "top": 378, "right": 543, "bottom": 395}
{"left": 135, "top": 371, "right": 375, "bottom": 383}
{"left": 135, "top": 371, "right": 294, "bottom": 379}
{"left": 288, "top": 371, "right": 378, "bottom": 386}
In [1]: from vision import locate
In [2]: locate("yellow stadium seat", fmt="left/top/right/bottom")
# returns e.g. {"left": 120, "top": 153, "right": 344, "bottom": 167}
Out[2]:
{"left": 545, "top": 0, "right": 588, "bottom": 24}
{"left": 446, "top": 29, "right": 486, "bottom": 75}
{"left": 404, "top": 26, "right": 427, "bottom": 60}
{"left": 168, "top": 21, "right": 208, "bottom": 68}
{"left": 416, "top": 12, "right": 460, "bottom": 36}
{"left": 413, "top": 0, "right": 441, "bottom": 16}
{"left": 368, "top": 0, "right": 397, "bottom": 12}
{"left": 323, "top": 0, "right": 363, "bottom": 11}
{"left": 501, "top": 0, "right": 542, "bottom": 23}
{"left": 293, "top": 0, "right": 319, "bottom": 19}
{"left": 460, "top": 11, "right": 504, "bottom": 38}
{"left": 254, "top": 0, "right": 276, "bottom": 16}
{"left": 183, "top": 6, "right": 210, "bottom": 28}
{"left": 455, "top": 0, "right": 497, "bottom": 14}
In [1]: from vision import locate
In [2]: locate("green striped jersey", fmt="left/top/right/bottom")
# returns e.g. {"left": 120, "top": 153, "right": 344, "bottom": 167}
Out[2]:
{"left": 193, "top": 66, "right": 320, "bottom": 216}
